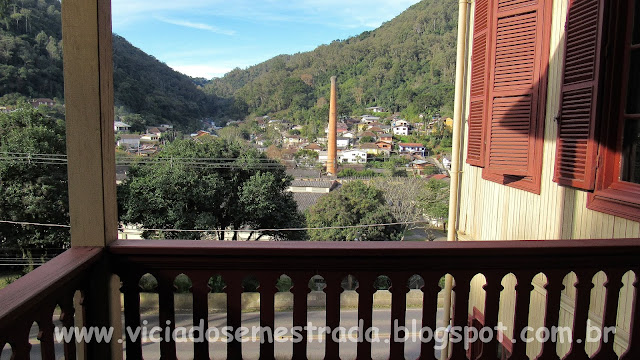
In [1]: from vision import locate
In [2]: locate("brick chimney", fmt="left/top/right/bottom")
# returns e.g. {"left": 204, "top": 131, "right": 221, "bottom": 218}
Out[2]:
{"left": 327, "top": 76, "right": 338, "bottom": 175}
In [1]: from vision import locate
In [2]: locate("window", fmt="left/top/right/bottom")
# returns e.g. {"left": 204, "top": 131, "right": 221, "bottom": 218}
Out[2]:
{"left": 554, "top": 0, "right": 640, "bottom": 222}
{"left": 466, "top": 0, "right": 553, "bottom": 194}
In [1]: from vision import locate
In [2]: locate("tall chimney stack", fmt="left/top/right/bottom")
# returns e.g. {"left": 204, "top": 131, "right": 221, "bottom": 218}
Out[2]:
{"left": 327, "top": 76, "right": 338, "bottom": 175}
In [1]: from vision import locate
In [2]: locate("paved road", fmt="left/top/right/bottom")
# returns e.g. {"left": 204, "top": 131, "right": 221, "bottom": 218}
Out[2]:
{"left": 5, "top": 308, "right": 445, "bottom": 360}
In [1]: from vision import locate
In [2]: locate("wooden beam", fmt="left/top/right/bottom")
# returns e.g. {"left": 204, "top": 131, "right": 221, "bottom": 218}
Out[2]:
{"left": 62, "top": 1, "right": 117, "bottom": 359}
{"left": 62, "top": 0, "right": 117, "bottom": 247}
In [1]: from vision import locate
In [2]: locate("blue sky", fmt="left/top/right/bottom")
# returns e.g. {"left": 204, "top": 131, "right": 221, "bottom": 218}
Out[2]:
{"left": 111, "top": 0, "right": 422, "bottom": 79}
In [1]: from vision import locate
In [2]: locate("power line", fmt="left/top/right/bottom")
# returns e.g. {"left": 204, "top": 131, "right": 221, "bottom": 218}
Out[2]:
{"left": 0, "top": 220, "right": 70, "bottom": 228}
{"left": 1, "top": 219, "right": 427, "bottom": 232}
{"left": 0, "top": 153, "right": 287, "bottom": 169}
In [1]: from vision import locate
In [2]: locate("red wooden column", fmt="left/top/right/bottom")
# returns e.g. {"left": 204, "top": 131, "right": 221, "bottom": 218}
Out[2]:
{"left": 418, "top": 273, "right": 441, "bottom": 360}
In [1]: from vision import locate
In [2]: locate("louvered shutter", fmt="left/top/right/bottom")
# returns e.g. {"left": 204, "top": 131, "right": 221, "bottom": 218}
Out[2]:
{"left": 467, "top": 0, "right": 490, "bottom": 167}
{"left": 553, "top": 0, "right": 604, "bottom": 190}
{"left": 485, "top": 0, "right": 547, "bottom": 177}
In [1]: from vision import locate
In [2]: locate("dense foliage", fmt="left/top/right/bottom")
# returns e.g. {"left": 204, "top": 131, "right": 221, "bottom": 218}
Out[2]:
{"left": 205, "top": 0, "right": 458, "bottom": 126}
{"left": 418, "top": 178, "right": 450, "bottom": 226}
{"left": 0, "top": 0, "right": 63, "bottom": 99}
{"left": 112, "top": 35, "right": 222, "bottom": 131}
{"left": 0, "top": 104, "right": 69, "bottom": 254}
{"left": 117, "top": 138, "right": 306, "bottom": 241}
{"left": 306, "top": 181, "right": 401, "bottom": 241}
{"left": 0, "top": 0, "right": 223, "bottom": 131}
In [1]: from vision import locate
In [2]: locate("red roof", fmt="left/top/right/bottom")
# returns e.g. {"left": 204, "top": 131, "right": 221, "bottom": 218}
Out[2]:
{"left": 431, "top": 174, "right": 449, "bottom": 180}
{"left": 305, "top": 143, "right": 322, "bottom": 150}
{"left": 399, "top": 143, "right": 424, "bottom": 147}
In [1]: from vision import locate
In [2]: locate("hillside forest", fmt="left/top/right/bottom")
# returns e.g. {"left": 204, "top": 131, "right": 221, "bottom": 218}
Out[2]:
{"left": 0, "top": 0, "right": 458, "bottom": 132}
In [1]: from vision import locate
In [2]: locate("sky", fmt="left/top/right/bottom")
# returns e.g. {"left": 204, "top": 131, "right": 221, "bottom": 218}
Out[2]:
{"left": 111, "top": 0, "right": 422, "bottom": 79}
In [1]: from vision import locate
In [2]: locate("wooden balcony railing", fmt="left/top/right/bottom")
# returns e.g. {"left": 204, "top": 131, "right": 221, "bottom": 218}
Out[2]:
{"left": 0, "top": 247, "right": 103, "bottom": 359}
{"left": 1, "top": 239, "right": 639, "bottom": 360}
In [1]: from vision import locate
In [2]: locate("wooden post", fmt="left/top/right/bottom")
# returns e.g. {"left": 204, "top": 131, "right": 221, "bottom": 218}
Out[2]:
{"left": 62, "top": 0, "right": 117, "bottom": 249}
{"left": 62, "top": 0, "right": 118, "bottom": 359}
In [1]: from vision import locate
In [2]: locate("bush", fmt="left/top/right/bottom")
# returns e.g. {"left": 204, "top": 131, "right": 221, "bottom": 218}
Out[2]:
{"left": 174, "top": 274, "right": 192, "bottom": 293}
{"left": 277, "top": 275, "right": 293, "bottom": 292}
{"left": 139, "top": 274, "right": 158, "bottom": 292}
{"left": 208, "top": 275, "right": 226, "bottom": 293}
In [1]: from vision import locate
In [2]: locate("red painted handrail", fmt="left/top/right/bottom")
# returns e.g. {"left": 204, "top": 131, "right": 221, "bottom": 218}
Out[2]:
{"left": 0, "top": 247, "right": 103, "bottom": 359}
{"left": 108, "top": 239, "right": 640, "bottom": 360}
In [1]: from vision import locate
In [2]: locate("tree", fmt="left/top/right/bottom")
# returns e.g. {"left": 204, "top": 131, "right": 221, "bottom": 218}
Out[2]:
{"left": 306, "top": 181, "right": 401, "bottom": 241}
{"left": 418, "top": 178, "right": 449, "bottom": 230}
{"left": 117, "top": 138, "right": 305, "bottom": 240}
{"left": 294, "top": 149, "right": 319, "bottom": 167}
{"left": 0, "top": 105, "right": 69, "bottom": 257}
{"left": 359, "top": 136, "right": 375, "bottom": 143}
{"left": 369, "top": 177, "right": 430, "bottom": 239}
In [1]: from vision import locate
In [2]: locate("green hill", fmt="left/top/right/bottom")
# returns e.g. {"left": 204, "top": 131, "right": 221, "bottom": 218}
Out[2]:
{"left": 0, "top": 0, "right": 222, "bottom": 131}
{"left": 0, "top": 0, "right": 458, "bottom": 132}
{"left": 205, "top": 0, "right": 458, "bottom": 123}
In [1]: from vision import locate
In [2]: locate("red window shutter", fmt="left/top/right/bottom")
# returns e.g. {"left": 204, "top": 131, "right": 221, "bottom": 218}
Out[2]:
{"left": 553, "top": 0, "right": 604, "bottom": 190}
{"left": 467, "top": 0, "right": 490, "bottom": 167}
{"left": 485, "top": 0, "right": 547, "bottom": 177}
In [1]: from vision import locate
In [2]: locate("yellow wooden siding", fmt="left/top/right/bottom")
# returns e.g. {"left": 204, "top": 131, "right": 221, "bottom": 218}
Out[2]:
{"left": 459, "top": 0, "right": 640, "bottom": 242}
{"left": 460, "top": 0, "right": 638, "bottom": 357}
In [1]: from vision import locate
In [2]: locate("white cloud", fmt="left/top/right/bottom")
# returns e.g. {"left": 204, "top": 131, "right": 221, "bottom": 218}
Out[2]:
{"left": 169, "top": 64, "right": 233, "bottom": 79}
{"left": 154, "top": 16, "right": 235, "bottom": 35}
{"left": 112, "top": 0, "right": 421, "bottom": 31}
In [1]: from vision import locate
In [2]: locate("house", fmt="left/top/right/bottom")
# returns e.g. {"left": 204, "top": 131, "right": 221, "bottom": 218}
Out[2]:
{"left": 359, "top": 131, "right": 376, "bottom": 140}
{"left": 344, "top": 117, "right": 360, "bottom": 127}
{"left": 393, "top": 119, "right": 409, "bottom": 127}
{"left": 287, "top": 180, "right": 339, "bottom": 212}
{"left": 146, "top": 126, "right": 163, "bottom": 137}
{"left": 317, "top": 150, "right": 328, "bottom": 164}
{"left": 30, "top": 98, "right": 56, "bottom": 108}
{"left": 375, "top": 141, "right": 392, "bottom": 151}
{"left": 365, "top": 106, "right": 385, "bottom": 113}
{"left": 304, "top": 143, "right": 322, "bottom": 152}
{"left": 114, "top": 121, "right": 131, "bottom": 133}
{"left": 325, "top": 122, "right": 348, "bottom": 134}
{"left": 3, "top": 3, "right": 639, "bottom": 360}
{"left": 284, "top": 135, "right": 302, "bottom": 146}
{"left": 358, "top": 143, "right": 384, "bottom": 156}
{"left": 451, "top": 0, "right": 640, "bottom": 357}
{"left": 116, "top": 134, "right": 141, "bottom": 149}
{"left": 268, "top": 119, "right": 290, "bottom": 131}
{"left": 356, "top": 123, "right": 370, "bottom": 132}
{"left": 192, "top": 130, "right": 211, "bottom": 140}
{"left": 430, "top": 174, "right": 449, "bottom": 181}
{"left": 398, "top": 143, "right": 425, "bottom": 156}
{"left": 444, "top": 117, "right": 453, "bottom": 130}
{"left": 393, "top": 126, "right": 409, "bottom": 136}
{"left": 360, "top": 115, "right": 380, "bottom": 123}
{"left": 336, "top": 137, "right": 351, "bottom": 149}
{"left": 410, "top": 159, "right": 430, "bottom": 170}
{"left": 338, "top": 149, "right": 368, "bottom": 164}
{"left": 442, "top": 156, "right": 451, "bottom": 170}
{"left": 342, "top": 131, "right": 356, "bottom": 139}
{"left": 367, "top": 126, "right": 385, "bottom": 134}
{"left": 378, "top": 133, "right": 393, "bottom": 143}
{"left": 141, "top": 133, "right": 159, "bottom": 142}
